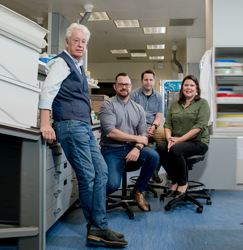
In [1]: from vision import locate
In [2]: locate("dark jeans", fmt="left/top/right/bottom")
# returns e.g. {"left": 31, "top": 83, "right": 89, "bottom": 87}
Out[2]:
{"left": 157, "top": 140, "right": 208, "bottom": 186}
{"left": 101, "top": 146, "right": 159, "bottom": 195}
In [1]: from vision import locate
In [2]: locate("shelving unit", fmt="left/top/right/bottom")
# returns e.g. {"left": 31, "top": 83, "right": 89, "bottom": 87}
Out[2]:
{"left": 213, "top": 46, "right": 243, "bottom": 134}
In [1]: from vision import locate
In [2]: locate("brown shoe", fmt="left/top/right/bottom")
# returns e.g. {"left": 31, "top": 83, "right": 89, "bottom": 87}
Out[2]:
{"left": 131, "top": 188, "right": 150, "bottom": 212}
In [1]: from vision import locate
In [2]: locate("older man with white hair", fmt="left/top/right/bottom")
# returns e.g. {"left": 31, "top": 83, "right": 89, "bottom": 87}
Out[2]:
{"left": 38, "top": 23, "right": 128, "bottom": 247}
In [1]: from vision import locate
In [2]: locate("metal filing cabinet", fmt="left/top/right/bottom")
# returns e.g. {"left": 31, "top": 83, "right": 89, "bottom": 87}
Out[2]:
{"left": 45, "top": 143, "right": 79, "bottom": 231}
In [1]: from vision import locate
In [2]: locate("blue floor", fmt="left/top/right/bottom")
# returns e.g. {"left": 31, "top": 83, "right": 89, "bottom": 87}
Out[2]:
{"left": 45, "top": 190, "right": 243, "bottom": 250}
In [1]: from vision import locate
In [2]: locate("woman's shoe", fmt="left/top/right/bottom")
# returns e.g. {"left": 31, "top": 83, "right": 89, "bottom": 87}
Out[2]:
{"left": 165, "top": 190, "right": 176, "bottom": 198}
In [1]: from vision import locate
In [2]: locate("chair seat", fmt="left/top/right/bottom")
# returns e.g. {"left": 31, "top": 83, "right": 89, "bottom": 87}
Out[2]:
{"left": 185, "top": 154, "right": 205, "bottom": 165}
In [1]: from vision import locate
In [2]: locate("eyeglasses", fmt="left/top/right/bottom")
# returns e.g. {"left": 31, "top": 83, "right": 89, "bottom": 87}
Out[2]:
{"left": 117, "top": 83, "right": 131, "bottom": 88}
{"left": 72, "top": 39, "right": 87, "bottom": 45}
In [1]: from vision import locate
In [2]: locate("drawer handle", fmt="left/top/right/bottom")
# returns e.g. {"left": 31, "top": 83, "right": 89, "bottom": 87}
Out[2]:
{"left": 71, "top": 177, "right": 77, "bottom": 183}
{"left": 54, "top": 152, "right": 62, "bottom": 156}
{"left": 54, "top": 190, "right": 62, "bottom": 197}
{"left": 71, "top": 193, "right": 77, "bottom": 197}
{"left": 54, "top": 171, "right": 62, "bottom": 178}
{"left": 54, "top": 208, "right": 62, "bottom": 215}
{"left": 49, "top": 143, "right": 60, "bottom": 149}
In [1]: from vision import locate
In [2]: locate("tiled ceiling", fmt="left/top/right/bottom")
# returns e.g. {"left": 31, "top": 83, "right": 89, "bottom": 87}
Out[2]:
{"left": 0, "top": 0, "right": 206, "bottom": 63}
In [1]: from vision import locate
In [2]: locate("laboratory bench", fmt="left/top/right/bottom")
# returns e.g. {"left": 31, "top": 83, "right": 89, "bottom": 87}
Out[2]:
{"left": 0, "top": 122, "right": 101, "bottom": 250}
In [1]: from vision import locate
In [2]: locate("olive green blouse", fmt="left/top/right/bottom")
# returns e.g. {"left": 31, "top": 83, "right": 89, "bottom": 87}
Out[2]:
{"left": 164, "top": 98, "right": 210, "bottom": 146}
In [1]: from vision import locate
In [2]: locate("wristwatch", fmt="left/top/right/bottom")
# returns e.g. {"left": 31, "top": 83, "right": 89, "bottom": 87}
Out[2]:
{"left": 135, "top": 145, "right": 142, "bottom": 150}
{"left": 152, "top": 124, "right": 158, "bottom": 130}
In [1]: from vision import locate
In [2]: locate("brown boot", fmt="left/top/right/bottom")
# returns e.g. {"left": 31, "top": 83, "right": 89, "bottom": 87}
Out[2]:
{"left": 131, "top": 188, "right": 150, "bottom": 212}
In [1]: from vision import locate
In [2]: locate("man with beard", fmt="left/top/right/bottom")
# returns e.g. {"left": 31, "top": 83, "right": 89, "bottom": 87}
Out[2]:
{"left": 99, "top": 73, "right": 159, "bottom": 212}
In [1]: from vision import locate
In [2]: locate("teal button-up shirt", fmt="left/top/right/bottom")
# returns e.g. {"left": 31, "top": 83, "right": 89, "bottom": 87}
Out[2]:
{"left": 164, "top": 98, "right": 210, "bottom": 146}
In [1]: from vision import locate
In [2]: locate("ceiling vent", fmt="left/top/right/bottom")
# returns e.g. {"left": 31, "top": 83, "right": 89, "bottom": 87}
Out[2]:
{"left": 129, "top": 49, "right": 146, "bottom": 53}
{"left": 169, "top": 19, "right": 194, "bottom": 26}
{"left": 116, "top": 57, "right": 131, "bottom": 60}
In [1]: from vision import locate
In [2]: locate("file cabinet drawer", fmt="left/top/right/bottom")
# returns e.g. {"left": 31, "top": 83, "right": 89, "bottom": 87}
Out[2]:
{"left": 46, "top": 143, "right": 67, "bottom": 171}
{"left": 46, "top": 172, "right": 78, "bottom": 210}
{"left": 46, "top": 186, "right": 79, "bottom": 231}
{"left": 46, "top": 161, "right": 73, "bottom": 190}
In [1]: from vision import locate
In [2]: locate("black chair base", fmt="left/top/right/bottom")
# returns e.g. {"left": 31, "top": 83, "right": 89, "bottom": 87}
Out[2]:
{"left": 161, "top": 188, "right": 211, "bottom": 213}
{"left": 160, "top": 154, "right": 212, "bottom": 213}
{"left": 106, "top": 162, "right": 151, "bottom": 219}
{"left": 106, "top": 194, "right": 139, "bottom": 219}
{"left": 128, "top": 177, "right": 167, "bottom": 198}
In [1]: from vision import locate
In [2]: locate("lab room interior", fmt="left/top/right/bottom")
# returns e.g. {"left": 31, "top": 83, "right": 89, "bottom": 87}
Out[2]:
{"left": 0, "top": 0, "right": 243, "bottom": 249}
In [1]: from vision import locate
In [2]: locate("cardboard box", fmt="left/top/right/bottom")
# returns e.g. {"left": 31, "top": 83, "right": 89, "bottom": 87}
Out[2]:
{"left": 90, "top": 95, "right": 109, "bottom": 113}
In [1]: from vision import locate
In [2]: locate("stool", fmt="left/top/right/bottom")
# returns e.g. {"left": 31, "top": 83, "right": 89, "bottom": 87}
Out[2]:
{"left": 160, "top": 154, "right": 212, "bottom": 213}
{"left": 128, "top": 176, "right": 167, "bottom": 198}
{"left": 106, "top": 162, "right": 151, "bottom": 219}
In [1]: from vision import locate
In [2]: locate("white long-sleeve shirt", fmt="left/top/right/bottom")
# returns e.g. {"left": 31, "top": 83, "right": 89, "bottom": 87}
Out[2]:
{"left": 38, "top": 50, "right": 84, "bottom": 110}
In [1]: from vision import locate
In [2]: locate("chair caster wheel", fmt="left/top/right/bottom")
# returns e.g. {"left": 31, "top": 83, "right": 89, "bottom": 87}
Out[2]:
{"left": 165, "top": 204, "right": 171, "bottom": 211}
{"left": 206, "top": 200, "right": 212, "bottom": 205}
{"left": 160, "top": 194, "right": 165, "bottom": 201}
{"left": 197, "top": 207, "right": 203, "bottom": 213}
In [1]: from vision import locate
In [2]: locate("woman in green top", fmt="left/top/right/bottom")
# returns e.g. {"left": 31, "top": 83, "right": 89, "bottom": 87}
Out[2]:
{"left": 157, "top": 75, "right": 210, "bottom": 199}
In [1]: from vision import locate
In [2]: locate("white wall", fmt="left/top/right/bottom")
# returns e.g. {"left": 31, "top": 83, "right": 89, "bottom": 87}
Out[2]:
{"left": 213, "top": 0, "right": 243, "bottom": 46}
{"left": 88, "top": 61, "right": 180, "bottom": 92}
{"left": 186, "top": 38, "right": 206, "bottom": 63}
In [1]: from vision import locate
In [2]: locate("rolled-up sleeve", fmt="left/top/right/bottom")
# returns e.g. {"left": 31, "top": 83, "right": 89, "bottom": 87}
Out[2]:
{"left": 136, "top": 107, "right": 148, "bottom": 136}
{"left": 157, "top": 94, "right": 163, "bottom": 113}
{"left": 192, "top": 100, "right": 210, "bottom": 130}
{"left": 99, "top": 100, "right": 117, "bottom": 135}
{"left": 163, "top": 104, "right": 173, "bottom": 131}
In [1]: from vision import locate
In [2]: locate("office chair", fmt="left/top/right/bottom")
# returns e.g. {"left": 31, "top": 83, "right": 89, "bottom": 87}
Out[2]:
{"left": 128, "top": 138, "right": 167, "bottom": 198}
{"left": 106, "top": 162, "right": 151, "bottom": 219}
{"left": 128, "top": 174, "right": 167, "bottom": 198}
{"left": 160, "top": 154, "right": 212, "bottom": 213}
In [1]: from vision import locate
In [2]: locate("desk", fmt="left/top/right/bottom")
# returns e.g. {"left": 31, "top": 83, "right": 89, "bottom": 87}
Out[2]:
{"left": 0, "top": 123, "right": 45, "bottom": 250}
{"left": 0, "top": 123, "right": 101, "bottom": 249}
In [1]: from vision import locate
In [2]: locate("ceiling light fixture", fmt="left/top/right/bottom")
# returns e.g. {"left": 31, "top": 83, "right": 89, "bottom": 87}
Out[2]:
{"left": 131, "top": 53, "right": 147, "bottom": 57}
{"left": 110, "top": 50, "right": 128, "bottom": 54}
{"left": 80, "top": 12, "right": 109, "bottom": 21}
{"left": 149, "top": 56, "right": 164, "bottom": 60}
{"left": 147, "top": 44, "right": 165, "bottom": 49}
{"left": 143, "top": 27, "right": 166, "bottom": 34}
{"left": 114, "top": 20, "right": 140, "bottom": 28}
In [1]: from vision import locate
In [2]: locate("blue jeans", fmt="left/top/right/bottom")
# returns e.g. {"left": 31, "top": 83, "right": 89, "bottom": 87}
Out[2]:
{"left": 101, "top": 146, "right": 159, "bottom": 195}
{"left": 54, "top": 120, "right": 108, "bottom": 230}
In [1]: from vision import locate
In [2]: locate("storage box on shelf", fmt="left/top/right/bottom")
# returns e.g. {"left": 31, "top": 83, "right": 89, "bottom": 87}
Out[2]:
{"left": 0, "top": 4, "right": 48, "bottom": 128}
{"left": 213, "top": 46, "right": 243, "bottom": 134}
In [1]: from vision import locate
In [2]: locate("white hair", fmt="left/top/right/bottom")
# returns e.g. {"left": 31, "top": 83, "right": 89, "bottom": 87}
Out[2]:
{"left": 66, "top": 23, "right": 91, "bottom": 42}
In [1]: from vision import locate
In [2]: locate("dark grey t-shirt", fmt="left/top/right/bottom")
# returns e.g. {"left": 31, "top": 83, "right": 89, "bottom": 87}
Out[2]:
{"left": 99, "top": 96, "right": 147, "bottom": 147}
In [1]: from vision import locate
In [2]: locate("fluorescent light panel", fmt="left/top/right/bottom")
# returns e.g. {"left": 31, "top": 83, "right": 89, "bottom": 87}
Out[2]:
{"left": 131, "top": 53, "right": 147, "bottom": 57}
{"left": 114, "top": 20, "right": 140, "bottom": 28}
{"left": 147, "top": 44, "right": 165, "bottom": 49}
{"left": 80, "top": 12, "right": 109, "bottom": 21}
{"left": 149, "top": 56, "right": 164, "bottom": 60}
{"left": 143, "top": 27, "right": 166, "bottom": 34}
{"left": 110, "top": 50, "right": 128, "bottom": 54}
